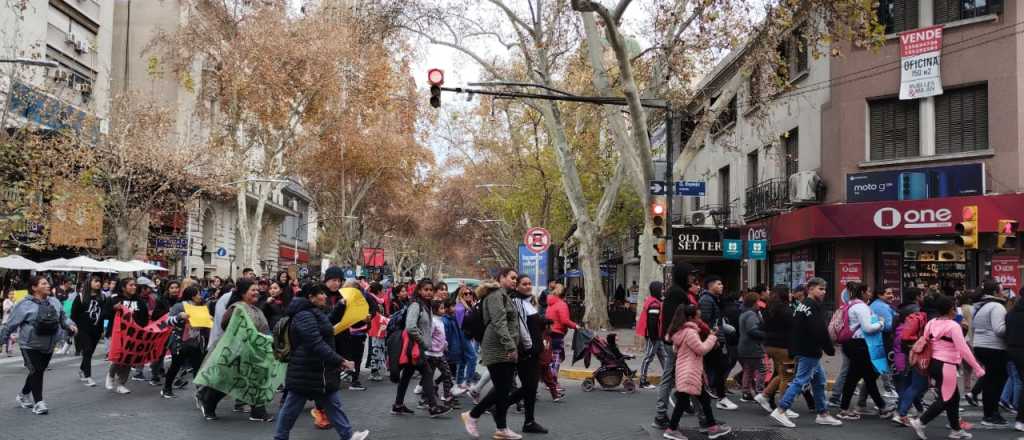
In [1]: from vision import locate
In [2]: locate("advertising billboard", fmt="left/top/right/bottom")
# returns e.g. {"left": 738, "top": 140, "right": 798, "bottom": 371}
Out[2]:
{"left": 846, "top": 163, "right": 984, "bottom": 203}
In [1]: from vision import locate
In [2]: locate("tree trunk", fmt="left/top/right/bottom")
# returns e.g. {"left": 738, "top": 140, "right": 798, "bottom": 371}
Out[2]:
{"left": 113, "top": 217, "right": 148, "bottom": 260}
{"left": 576, "top": 222, "right": 609, "bottom": 330}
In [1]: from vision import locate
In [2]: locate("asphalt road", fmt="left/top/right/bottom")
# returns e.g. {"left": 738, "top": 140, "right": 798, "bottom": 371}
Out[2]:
{"left": 0, "top": 349, "right": 1018, "bottom": 440}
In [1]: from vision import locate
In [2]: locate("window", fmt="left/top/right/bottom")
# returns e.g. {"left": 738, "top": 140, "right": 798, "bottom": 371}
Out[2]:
{"left": 747, "top": 150, "right": 759, "bottom": 187}
{"left": 777, "top": 27, "right": 809, "bottom": 83}
{"left": 719, "top": 165, "right": 731, "bottom": 207}
{"left": 783, "top": 128, "right": 799, "bottom": 178}
{"left": 935, "top": 0, "right": 1002, "bottom": 24}
{"left": 935, "top": 84, "right": 988, "bottom": 154}
{"left": 877, "top": 0, "right": 919, "bottom": 34}
{"left": 711, "top": 96, "right": 737, "bottom": 135}
{"left": 869, "top": 98, "right": 920, "bottom": 160}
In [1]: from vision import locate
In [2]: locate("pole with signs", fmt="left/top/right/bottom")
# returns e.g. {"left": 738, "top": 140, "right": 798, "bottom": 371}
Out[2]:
{"left": 664, "top": 107, "right": 675, "bottom": 290}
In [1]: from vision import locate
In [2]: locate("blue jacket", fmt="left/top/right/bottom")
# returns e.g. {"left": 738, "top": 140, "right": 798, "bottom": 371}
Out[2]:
{"left": 284, "top": 297, "right": 344, "bottom": 398}
{"left": 442, "top": 314, "right": 466, "bottom": 363}
{"left": 870, "top": 299, "right": 895, "bottom": 333}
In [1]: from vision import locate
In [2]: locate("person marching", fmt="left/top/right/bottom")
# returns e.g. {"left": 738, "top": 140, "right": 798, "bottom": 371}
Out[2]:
{"left": 663, "top": 304, "right": 732, "bottom": 440}
{"left": 391, "top": 279, "right": 449, "bottom": 417}
{"left": 636, "top": 281, "right": 665, "bottom": 390}
{"left": 71, "top": 274, "right": 106, "bottom": 387}
{"left": 160, "top": 286, "right": 208, "bottom": 398}
{"left": 0, "top": 275, "right": 77, "bottom": 415}
{"left": 545, "top": 281, "right": 577, "bottom": 397}
{"left": 507, "top": 275, "right": 548, "bottom": 434}
{"left": 106, "top": 278, "right": 148, "bottom": 394}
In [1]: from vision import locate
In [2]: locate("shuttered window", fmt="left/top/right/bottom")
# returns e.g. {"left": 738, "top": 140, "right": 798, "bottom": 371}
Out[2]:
{"left": 936, "top": 0, "right": 1002, "bottom": 24}
{"left": 869, "top": 98, "right": 920, "bottom": 160}
{"left": 877, "top": 0, "right": 918, "bottom": 34}
{"left": 935, "top": 84, "right": 988, "bottom": 154}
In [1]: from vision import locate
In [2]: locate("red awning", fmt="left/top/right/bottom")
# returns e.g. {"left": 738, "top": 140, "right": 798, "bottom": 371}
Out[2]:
{"left": 278, "top": 245, "right": 310, "bottom": 263}
{"left": 750, "top": 193, "right": 1024, "bottom": 248}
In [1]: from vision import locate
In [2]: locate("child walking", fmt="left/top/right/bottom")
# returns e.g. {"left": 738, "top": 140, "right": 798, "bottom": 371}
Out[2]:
{"left": 665, "top": 304, "right": 733, "bottom": 440}
{"left": 424, "top": 300, "right": 454, "bottom": 405}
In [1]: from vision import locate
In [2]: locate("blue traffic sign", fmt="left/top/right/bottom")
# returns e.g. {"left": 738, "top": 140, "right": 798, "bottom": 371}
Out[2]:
{"left": 723, "top": 239, "right": 743, "bottom": 260}
{"left": 215, "top": 247, "right": 227, "bottom": 257}
{"left": 675, "top": 181, "right": 706, "bottom": 196}
{"left": 649, "top": 180, "right": 667, "bottom": 196}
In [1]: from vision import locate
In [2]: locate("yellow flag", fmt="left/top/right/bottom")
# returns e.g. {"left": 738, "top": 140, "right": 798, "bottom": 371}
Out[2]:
{"left": 184, "top": 303, "right": 213, "bottom": 329}
{"left": 333, "top": 287, "right": 369, "bottom": 335}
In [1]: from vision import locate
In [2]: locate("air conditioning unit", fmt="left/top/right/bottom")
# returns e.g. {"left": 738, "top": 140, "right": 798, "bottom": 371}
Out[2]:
{"left": 788, "top": 171, "right": 822, "bottom": 204}
{"left": 75, "top": 40, "right": 89, "bottom": 54}
{"left": 687, "top": 210, "right": 717, "bottom": 227}
{"left": 65, "top": 32, "right": 77, "bottom": 45}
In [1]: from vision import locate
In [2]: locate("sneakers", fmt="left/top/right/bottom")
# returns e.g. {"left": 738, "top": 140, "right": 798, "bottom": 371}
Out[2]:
{"left": 980, "top": 415, "right": 1008, "bottom": 427}
{"left": 785, "top": 409, "right": 800, "bottom": 419}
{"left": 662, "top": 429, "right": 687, "bottom": 440}
{"left": 770, "top": 408, "right": 796, "bottom": 428}
{"left": 754, "top": 394, "right": 773, "bottom": 412}
{"left": 83, "top": 377, "right": 96, "bottom": 387}
{"left": 493, "top": 428, "right": 523, "bottom": 440}
{"left": 837, "top": 410, "right": 861, "bottom": 420}
{"left": 999, "top": 400, "right": 1017, "bottom": 413}
{"left": 349, "top": 382, "right": 366, "bottom": 391}
{"left": 248, "top": 414, "right": 274, "bottom": 422}
{"left": 16, "top": 393, "right": 34, "bottom": 409}
{"left": 452, "top": 385, "right": 468, "bottom": 396}
{"left": 390, "top": 405, "right": 414, "bottom": 416}
{"left": 964, "top": 393, "right": 980, "bottom": 407}
{"left": 369, "top": 373, "right": 383, "bottom": 382}
{"left": 815, "top": 414, "right": 843, "bottom": 426}
{"left": 173, "top": 378, "right": 189, "bottom": 389}
{"left": 909, "top": 417, "right": 928, "bottom": 440}
{"left": 131, "top": 370, "right": 146, "bottom": 381}
{"left": 639, "top": 381, "right": 657, "bottom": 390}
{"left": 469, "top": 389, "right": 481, "bottom": 404}
{"left": 413, "top": 384, "right": 423, "bottom": 395}
{"left": 740, "top": 393, "right": 755, "bottom": 402}
{"left": 461, "top": 411, "right": 480, "bottom": 438}
{"left": 351, "top": 431, "right": 370, "bottom": 440}
{"left": 716, "top": 397, "right": 738, "bottom": 411}
{"left": 1015, "top": 421, "right": 1024, "bottom": 432}
{"left": 892, "top": 414, "right": 911, "bottom": 427}
{"left": 148, "top": 378, "right": 162, "bottom": 387}
{"left": 115, "top": 385, "right": 131, "bottom": 394}
{"left": 879, "top": 405, "right": 896, "bottom": 419}
{"left": 652, "top": 415, "right": 671, "bottom": 430}
{"left": 105, "top": 375, "right": 114, "bottom": 390}
{"left": 552, "top": 392, "right": 565, "bottom": 403}
{"left": 198, "top": 399, "right": 218, "bottom": 421}
{"left": 522, "top": 421, "right": 548, "bottom": 434}
{"left": 429, "top": 405, "right": 452, "bottom": 418}
{"left": 233, "top": 403, "right": 247, "bottom": 412}
{"left": 32, "top": 401, "right": 48, "bottom": 415}
{"left": 947, "top": 430, "right": 972, "bottom": 439}
{"left": 705, "top": 424, "right": 732, "bottom": 439}
{"left": 160, "top": 390, "right": 177, "bottom": 399}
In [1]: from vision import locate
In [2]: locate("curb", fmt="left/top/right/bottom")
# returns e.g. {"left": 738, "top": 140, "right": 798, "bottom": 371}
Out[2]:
{"left": 558, "top": 369, "right": 837, "bottom": 390}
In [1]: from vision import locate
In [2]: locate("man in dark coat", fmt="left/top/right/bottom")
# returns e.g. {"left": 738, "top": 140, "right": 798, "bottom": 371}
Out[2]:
{"left": 272, "top": 285, "right": 369, "bottom": 440}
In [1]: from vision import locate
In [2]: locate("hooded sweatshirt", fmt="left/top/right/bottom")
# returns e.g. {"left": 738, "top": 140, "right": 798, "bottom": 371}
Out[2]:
{"left": 71, "top": 289, "right": 106, "bottom": 337}
{"left": 789, "top": 296, "right": 834, "bottom": 359}
{"left": 0, "top": 295, "right": 75, "bottom": 353}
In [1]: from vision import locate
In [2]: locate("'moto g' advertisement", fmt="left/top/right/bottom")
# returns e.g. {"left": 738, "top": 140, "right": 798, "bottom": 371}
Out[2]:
{"left": 846, "top": 163, "right": 984, "bottom": 203}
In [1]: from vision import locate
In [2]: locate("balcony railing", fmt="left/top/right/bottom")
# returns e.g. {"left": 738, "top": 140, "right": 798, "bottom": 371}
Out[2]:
{"left": 744, "top": 177, "right": 789, "bottom": 221}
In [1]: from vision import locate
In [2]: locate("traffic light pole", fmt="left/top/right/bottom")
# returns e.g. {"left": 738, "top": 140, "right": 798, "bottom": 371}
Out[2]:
{"left": 663, "top": 105, "right": 675, "bottom": 290}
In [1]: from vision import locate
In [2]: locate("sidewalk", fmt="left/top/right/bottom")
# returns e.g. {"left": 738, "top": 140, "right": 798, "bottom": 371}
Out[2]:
{"left": 558, "top": 329, "right": 844, "bottom": 389}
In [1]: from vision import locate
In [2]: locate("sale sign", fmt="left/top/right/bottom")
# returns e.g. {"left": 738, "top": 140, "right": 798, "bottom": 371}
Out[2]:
{"left": 838, "top": 259, "right": 863, "bottom": 286}
{"left": 992, "top": 255, "right": 1020, "bottom": 294}
{"left": 107, "top": 311, "right": 172, "bottom": 366}
{"left": 899, "top": 25, "right": 943, "bottom": 100}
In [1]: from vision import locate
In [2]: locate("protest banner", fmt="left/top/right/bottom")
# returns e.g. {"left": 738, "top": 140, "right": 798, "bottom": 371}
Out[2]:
{"left": 333, "top": 287, "right": 369, "bottom": 335}
{"left": 183, "top": 303, "right": 213, "bottom": 328}
{"left": 195, "top": 311, "right": 284, "bottom": 405}
{"left": 107, "top": 311, "right": 172, "bottom": 366}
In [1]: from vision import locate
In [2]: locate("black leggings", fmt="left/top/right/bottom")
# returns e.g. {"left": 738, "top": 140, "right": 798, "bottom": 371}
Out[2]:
{"left": 920, "top": 361, "right": 960, "bottom": 429}
{"left": 840, "top": 339, "right": 885, "bottom": 410}
{"left": 394, "top": 362, "right": 436, "bottom": 407}
{"left": 974, "top": 347, "right": 1008, "bottom": 419}
{"left": 669, "top": 389, "right": 717, "bottom": 429}
{"left": 508, "top": 353, "right": 540, "bottom": 423}
{"left": 703, "top": 346, "right": 728, "bottom": 397}
{"left": 163, "top": 343, "right": 203, "bottom": 392}
{"left": 21, "top": 349, "right": 53, "bottom": 402}
{"left": 76, "top": 330, "right": 101, "bottom": 378}
{"left": 471, "top": 362, "right": 516, "bottom": 429}
{"left": 342, "top": 334, "right": 367, "bottom": 379}
{"left": 198, "top": 386, "right": 267, "bottom": 417}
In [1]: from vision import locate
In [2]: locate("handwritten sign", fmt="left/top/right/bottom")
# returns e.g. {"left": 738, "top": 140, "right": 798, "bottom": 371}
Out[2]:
{"left": 184, "top": 303, "right": 213, "bottom": 329}
{"left": 107, "top": 311, "right": 172, "bottom": 366}
{"left": 195, "top": 311, "right": 284, "bottom": 405}
{"left": 333, "top": 287, "right": 369, "bottom": 335}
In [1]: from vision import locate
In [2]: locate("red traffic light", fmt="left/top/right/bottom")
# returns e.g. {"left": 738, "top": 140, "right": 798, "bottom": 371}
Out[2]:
{"left": 651, "top": 202, "right": 666, "bottom": 216}
{"left": 961, "top": 205, "right": 976, "bottom": 221}
{"left": 427, "top": 69, "right": 444, "bottom": 86}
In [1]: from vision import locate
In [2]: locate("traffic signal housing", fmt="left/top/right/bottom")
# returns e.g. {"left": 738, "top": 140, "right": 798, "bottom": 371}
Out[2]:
{"left": 997, "top": 219, "right": 1019, "bottom": 250}
{"left": 651, "top": 199, "right": 668, "bottom": 264}
{"left": 654, "top": 239, "right": 667, "bottom": 265}
{"left": 955, "top": 205, "right": 979, "bottom": 249}
{"left": 427, "top": 68, "right": 444, "bottom": 108}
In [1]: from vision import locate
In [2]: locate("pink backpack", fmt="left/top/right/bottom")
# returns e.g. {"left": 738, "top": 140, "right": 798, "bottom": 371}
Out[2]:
{"left": 827, "top": 301, "right": 857, "bottom": 344}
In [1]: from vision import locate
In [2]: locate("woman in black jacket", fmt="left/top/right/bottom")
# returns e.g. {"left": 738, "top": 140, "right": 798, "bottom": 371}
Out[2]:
{"left": 273, "top": 284, "right": 368, "bottom": 440}
{"left": 71, "top": 274, "right": 106, "bottom": 387}
{"left": 106, "top": 278, "right": 148, "bottom": 394}
{"left": 758, "top": 285, "right": 798, "bottom": 414}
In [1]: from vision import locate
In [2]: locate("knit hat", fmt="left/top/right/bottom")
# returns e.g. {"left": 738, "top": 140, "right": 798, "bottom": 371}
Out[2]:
{"left": 324, "top": 266, "right": 345, "bottom": 282}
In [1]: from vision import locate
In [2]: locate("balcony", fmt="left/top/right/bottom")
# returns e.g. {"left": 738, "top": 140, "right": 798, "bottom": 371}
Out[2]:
{"left": 744, "top": 177, "right": 789, "bottom": 221}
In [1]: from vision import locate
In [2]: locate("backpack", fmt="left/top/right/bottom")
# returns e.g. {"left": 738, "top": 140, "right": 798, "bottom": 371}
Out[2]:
{"left": 385, "top": 306, "right": 408, "bottom": 338}
{"left": 899, "top": 311, "right": 927, "bottom": 343}
{"left": 34, "top": 299, "right": 61, "bottom": 336}
{"left": 828, "top": 301, "right": 855, "bottom": 344}
{"left": 462, "top": 301, "right": 486, "bottom": 343}
{"left": 272, "top": 316, "right": 293, "bottom": 362}
{"left": 908, "top": 322, "right": 934, "bottom": 373}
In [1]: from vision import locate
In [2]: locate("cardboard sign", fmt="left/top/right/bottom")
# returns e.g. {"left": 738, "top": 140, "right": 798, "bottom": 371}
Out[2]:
{"left": 195, "top": 311, "right": 284, "bottom": 405}
{"left": 184, "top": 303, "right": 213, "bottom": 329}
{"left": 107, "top": 311, "right": 172, "bottom": 366}
{"left": 334, "top": 287, "right": 370, "bottom": 335}
{"left": 899, "top": 25, "right": 943, "bottom": 100}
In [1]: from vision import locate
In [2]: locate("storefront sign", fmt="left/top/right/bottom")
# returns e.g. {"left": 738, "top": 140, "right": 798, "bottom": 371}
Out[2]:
{"left": 723, "top": 239, "right": 743, "bottom": 260}
{"left": 899, "top": 25, "right": 943, "bottom": 100}
{"left": 992, "top": 255, "right": 1020, "bottom": 294}
{"left": 881, "top": 252, "right": 902, "bottom": 299}
{"left": 747, "top": 240, "right": 767, "bottom": 260}
{"left": 747, "top": 225, "right": 769, "bottom": 242}
{"left": 671, "top": 227, "right": 723, "bottom": 256}
{"left": 838, "top": 259, "right": 863, "bottom": 285}
{"left": 846, "top": 163, "right": 984, "bottom": 203}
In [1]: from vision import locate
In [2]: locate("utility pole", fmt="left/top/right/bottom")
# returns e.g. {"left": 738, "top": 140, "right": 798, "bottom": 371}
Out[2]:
{"left": 664, "top": 106, "right": 675, "bottom": 290}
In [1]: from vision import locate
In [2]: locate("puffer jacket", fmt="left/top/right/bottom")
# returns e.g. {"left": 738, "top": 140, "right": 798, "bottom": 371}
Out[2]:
{"left": 545, "top": 294, "right": 577, "bottom": 336}
{"left": 477, "top": 283, "right": 519, "bottom": 366}
{"left": 672, "top": 321, "right": 718, "bottom": 395}
{"left": 284, "top": 297, "right": 344, "bottom": 398}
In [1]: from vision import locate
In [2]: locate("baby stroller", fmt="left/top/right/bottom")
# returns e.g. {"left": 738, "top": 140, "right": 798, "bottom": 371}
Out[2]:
{"left": 571, "top": 329, "right": 637, "bottom": 393}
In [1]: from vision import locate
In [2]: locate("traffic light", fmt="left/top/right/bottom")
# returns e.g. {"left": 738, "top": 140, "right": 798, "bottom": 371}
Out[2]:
{"left": 955, "top": 205, "right": 979, "bottom": 249}
{"left": 997, "top": 219, "right": 1019, "bottom": 250}
{"left": 651, "top": 199, "right": 667, "bottom": 237}
{"left": 654, "top": 238, "right": 667, "bottom": 265}
{"left": 427, "top": 68, "right": 444, "bottom": 108}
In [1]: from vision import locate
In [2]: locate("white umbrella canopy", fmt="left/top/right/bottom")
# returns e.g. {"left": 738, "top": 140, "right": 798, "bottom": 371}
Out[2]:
{"left": 40, "top": 256, "right": 116, "bottom": 273}
{"left": 39, "top": 258, "right": 70, "bottom": 271}
{"left": 128, "top": 259, "right": 168, "bottom": 272}
{"left": 102, "top": 259, "right": 140, "bottom": 273}
{"left": 0, "top": 255, "right": 43, "bottom": 271}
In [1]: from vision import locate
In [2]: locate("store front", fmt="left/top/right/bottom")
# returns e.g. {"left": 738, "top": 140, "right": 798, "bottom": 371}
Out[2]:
{"left": 670, "top": 226, "right": 743, "bottom": 293}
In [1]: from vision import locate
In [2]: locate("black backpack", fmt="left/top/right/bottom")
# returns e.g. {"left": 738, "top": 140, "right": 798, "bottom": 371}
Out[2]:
{"left": 385, "top": 306, "right": 408, "bottom": 338}
{"left": 34, "top": 299, "right": 61, "bottom": 336}
{"left": 272, "top": 316, "right": 293, "bottom": 362}
{"left": 462, "top": 301, "right": 486, "bottom": 343}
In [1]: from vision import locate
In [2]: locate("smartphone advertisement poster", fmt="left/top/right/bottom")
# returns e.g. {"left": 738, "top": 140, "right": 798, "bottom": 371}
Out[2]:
{"left": 846, "top": 163, "right": 984, "bottom": 203}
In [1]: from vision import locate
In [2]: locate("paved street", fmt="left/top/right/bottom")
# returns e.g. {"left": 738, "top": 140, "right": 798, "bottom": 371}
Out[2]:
{"left": 0, "top": 349, "right": 1017, "bottom": 440}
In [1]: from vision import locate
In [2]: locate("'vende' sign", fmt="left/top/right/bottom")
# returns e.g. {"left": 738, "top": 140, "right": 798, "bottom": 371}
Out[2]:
{"left": 899, "top": 25, "right": 943, "bottom": 100}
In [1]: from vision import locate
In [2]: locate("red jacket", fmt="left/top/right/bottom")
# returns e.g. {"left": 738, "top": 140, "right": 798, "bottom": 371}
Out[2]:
{"left": 545, "top": 295, "right": 578, "bottom": 335}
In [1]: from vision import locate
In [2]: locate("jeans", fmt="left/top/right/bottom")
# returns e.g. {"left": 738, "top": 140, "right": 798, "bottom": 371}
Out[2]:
{"left": 461, "top": 341, "right": 479, "bottom": 385}
{"left": 974, "top": 347, "right": 1008, "bottom": 418}
{"left": 896, "top": 368, "right": 928, "bottom": 416}
{"left": 1001, "top": 361, "right": 1020, "bottom": 409}
{"left": 274, "top": 390, "right": 353, "bottom": 440}
{"left": 839, "top": 340, "right": 886, "bottom": 411}
{"left": 470, "top": 362, "right": 516, "bottom": 429}
{"left": 21, "top": 349, "right": 53, "bottom": 402}
{"left": 779, "top": 356, "right": 828, "bottom": 414}
{"left": 655, "top": 344, "right": 677, "bottom": 419}
{"left": 640, "top": 338, "right": 667, "bottom": 383}
{"left": 76, "top": 330, "right": 101, "bottom": 378}
{"left": 829, "top": 351, "right": 850, "bottom": 405}
{"left": 919, "top": 361, "right": 961, "bottom": 430}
